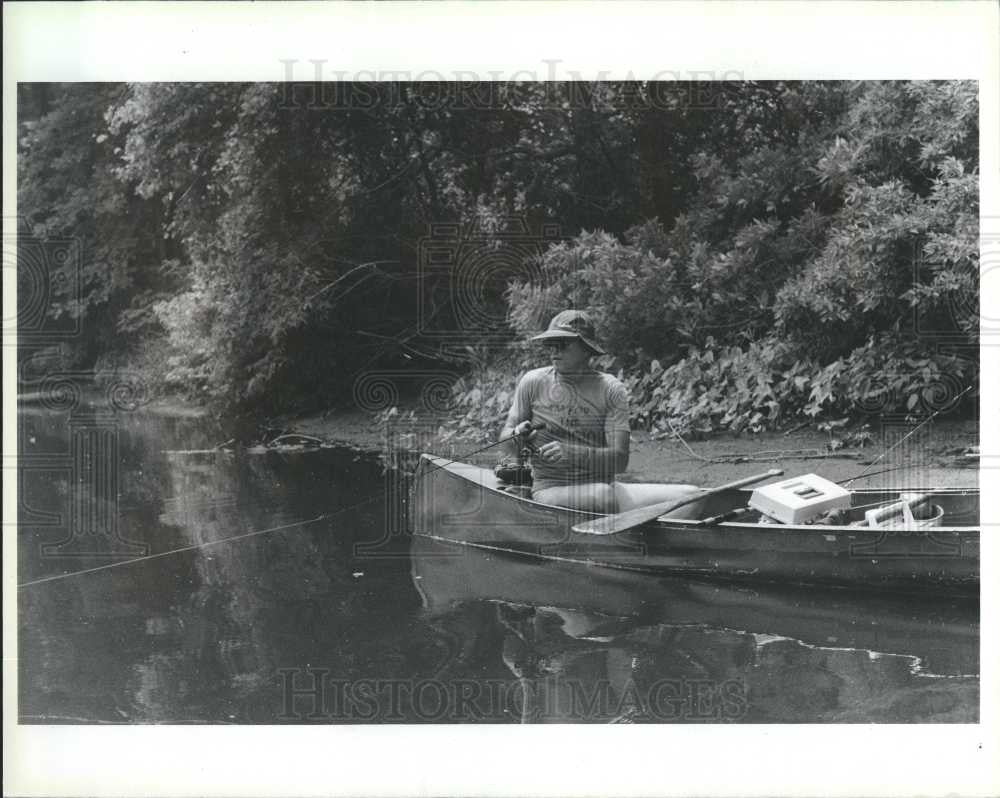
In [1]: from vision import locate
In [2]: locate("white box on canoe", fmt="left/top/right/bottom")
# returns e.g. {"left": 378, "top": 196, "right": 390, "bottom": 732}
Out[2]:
{"left": 748, "top": 473, "right": 851, "bottom": 524}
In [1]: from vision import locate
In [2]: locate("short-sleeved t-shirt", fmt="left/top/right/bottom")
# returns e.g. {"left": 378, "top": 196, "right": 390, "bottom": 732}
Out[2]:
{"left": 504, "top": 366, "right": 631, "bottom": 490}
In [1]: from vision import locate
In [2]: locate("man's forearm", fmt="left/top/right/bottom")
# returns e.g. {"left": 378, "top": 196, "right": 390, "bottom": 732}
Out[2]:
{"left": 562, "top": 443, "right": 627, "bottom": 477}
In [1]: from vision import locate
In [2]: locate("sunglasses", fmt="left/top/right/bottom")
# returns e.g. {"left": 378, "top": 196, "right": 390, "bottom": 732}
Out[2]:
{"left": 542, "top": 339, "right": 574, "bottom": 350}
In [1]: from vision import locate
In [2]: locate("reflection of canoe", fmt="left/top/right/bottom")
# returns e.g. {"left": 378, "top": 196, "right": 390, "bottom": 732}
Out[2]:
{"left": 410, "top": 536, "right": 979, "bottom": 677}
{"left": 410, "top": 455, "right": 979, "bottom": 593}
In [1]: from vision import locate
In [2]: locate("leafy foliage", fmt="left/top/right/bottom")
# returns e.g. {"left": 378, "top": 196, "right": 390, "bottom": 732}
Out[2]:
{"left": 17, "top": 81, "right": 978, "bottom": 431}
{"left": 20, "top": 82, "right": 662, "bottom": 411}
{"left": 506, "top": 81, "right": 978, "bottom": 432}
{"left": 17, "top": 84, "right": 180, "bottom": 374}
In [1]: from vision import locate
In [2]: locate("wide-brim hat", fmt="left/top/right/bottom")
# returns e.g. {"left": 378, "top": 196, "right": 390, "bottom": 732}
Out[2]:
{"left": 529, "top": 309, "right": 605, "bottom": 355}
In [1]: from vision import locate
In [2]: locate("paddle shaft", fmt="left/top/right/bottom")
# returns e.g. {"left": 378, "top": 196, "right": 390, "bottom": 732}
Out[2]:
{"left": 572, "top": 468, "right": 784, "bottom": 535}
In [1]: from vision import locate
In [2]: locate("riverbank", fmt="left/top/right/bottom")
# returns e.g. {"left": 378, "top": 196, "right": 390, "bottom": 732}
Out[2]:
{"left": 284, "top": 405, "right": 979, "bottom": 488}
{"left": 18, "top": 387, "right": 977, "bottom": 487}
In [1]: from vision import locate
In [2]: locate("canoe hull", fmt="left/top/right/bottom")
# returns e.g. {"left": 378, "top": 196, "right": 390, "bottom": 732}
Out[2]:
{"left": 410, "top": 455, "right": 979, "bottom": 593}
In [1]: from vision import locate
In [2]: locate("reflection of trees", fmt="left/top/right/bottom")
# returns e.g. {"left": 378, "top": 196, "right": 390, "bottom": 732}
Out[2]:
{"left": 136, "top": 446, "right": 435, "bottom": 723}
{"left": 482, "top": 605, "right": 979, "bottom": 723}
{"left": 415, "top": 594, "right": 978, "bottom": 724}
{"left": 412, "top": 539, "right": 979, "bottom": 724}
{"left": 127, "top": 449, "right": 340, "bottom": 721}
{"left": 496, "top": 603, "right": 639, "bottom": 724}
{"left": 21, "top": 412, "right": 449, "bottom": 723}
{"left": 18, "top": 407, "right": 154, "bottom": 722}
{"left": 744, "top": 636, "right": 978, "bottom": 722}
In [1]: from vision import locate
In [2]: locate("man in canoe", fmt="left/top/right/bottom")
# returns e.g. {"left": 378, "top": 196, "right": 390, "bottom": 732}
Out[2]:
{"left": 499, "top": 309, "right": 703, "bottom": 516}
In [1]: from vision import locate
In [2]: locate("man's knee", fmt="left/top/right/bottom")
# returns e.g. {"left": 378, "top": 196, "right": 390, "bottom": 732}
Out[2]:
{"left": 533, "top": 483, "right": 616, "bottom": 513}
{"left": 613, "top": 482, "right": 705, "bottom": 517}
{"left": 587, "top": 483, "right": 617, "bottom": 513}
{"left": 569, "top": 483, "right": 615, "bottom": 513}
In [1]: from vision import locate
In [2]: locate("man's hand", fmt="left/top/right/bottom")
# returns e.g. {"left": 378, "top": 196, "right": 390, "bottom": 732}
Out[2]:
{"left": 536, "top": 441, "right": 564, "bottom": 463}
{"left": 513, "top": 420, "right": 539, "bottom": 440}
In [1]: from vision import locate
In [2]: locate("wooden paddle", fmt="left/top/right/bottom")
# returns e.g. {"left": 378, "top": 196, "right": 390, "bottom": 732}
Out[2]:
{"left": 571, "top": 469, "right": 784, "bottom": 536}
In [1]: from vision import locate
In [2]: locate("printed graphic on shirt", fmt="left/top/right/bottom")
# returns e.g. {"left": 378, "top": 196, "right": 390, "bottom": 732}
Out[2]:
{"left": 504, "top": 367, "right": 631, "bottom": 489}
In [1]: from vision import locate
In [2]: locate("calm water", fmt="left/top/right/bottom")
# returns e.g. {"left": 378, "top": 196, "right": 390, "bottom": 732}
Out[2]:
{"left": 17, "top": 403, "right": 979, "bottom": 723}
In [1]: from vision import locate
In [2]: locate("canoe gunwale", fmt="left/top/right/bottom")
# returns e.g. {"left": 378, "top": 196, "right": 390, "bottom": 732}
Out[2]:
{"left": 415, "top": 454, "right": 979, "bottom": 535}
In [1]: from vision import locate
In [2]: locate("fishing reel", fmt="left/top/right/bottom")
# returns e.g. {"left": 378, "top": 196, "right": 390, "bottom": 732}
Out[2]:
{"left": 494, "top": 462, "right": 533, "bottom": 485}
{"left": 494, "top": 420, "right": 545, "bottom": 487}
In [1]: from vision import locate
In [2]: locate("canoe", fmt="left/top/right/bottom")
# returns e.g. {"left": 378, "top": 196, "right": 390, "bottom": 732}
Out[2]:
{"left": 409, "top": 454, "right": 979, "bottom": 594}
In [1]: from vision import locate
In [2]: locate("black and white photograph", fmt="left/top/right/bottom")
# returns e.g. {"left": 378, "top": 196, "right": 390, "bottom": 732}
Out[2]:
{"left": 4, "top": 3, "right": 998, "bottom": 797}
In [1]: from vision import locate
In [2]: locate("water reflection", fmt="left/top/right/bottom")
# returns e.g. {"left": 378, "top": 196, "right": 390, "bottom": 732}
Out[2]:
{"left": 19, "top": 404, "right": 421, "bottom": 723}
{"left": 18, "top": 404, "right": 978, "bottom": 724}
{"left": 412, "top": 538, "right": 979, "bottom": 723}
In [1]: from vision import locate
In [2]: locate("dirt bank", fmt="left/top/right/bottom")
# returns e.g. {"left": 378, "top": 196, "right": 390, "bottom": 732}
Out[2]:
{"left": 286, "top": 406, "right": 979, "bottom": 489}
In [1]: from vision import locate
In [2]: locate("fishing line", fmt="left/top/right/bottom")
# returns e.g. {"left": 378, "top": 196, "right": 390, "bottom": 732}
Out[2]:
{"left": 18, "top": 428, "right": 535, "bottom": 589}
{"left": 835, "top": 465, "right": 913, "bottom": 484}
{"left": 17, "top": 514, "right": 329, "bottom": 589}
{"left": 842, "top": 384, "right": 974, "bottom": 488}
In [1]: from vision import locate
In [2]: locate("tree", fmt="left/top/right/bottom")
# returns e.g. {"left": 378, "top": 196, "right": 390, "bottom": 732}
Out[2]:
{"left": 507, "top": 81, "right": 978, "bottom": 430}
{"left": 17, "top": 83, "right": 181, "bottom": 374}
{"left": 18, "top": 80, "right": 976, "bottom": 426}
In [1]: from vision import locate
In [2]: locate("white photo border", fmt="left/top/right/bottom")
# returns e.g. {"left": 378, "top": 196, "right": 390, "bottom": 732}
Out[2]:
{"left": 4, "top": 2, "right": 998, "bottom": 796}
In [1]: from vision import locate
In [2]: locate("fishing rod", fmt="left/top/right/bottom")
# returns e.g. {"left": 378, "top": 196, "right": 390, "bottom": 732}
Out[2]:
{"left": 842, "top": 384, "right": 974, "bottom": 488}
{"left": 413, "top": 421, "right": 546, "bottom": 483}
{"left": 835, "top": 465, "right": 911, "bottom": 485}
{"left": 699, "top": 386, "right": 975, "bottom": 526}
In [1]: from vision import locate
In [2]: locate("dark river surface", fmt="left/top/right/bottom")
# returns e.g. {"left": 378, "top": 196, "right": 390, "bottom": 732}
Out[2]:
{"left": 17, "top": 403, "right": 979, "bottom": 724}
